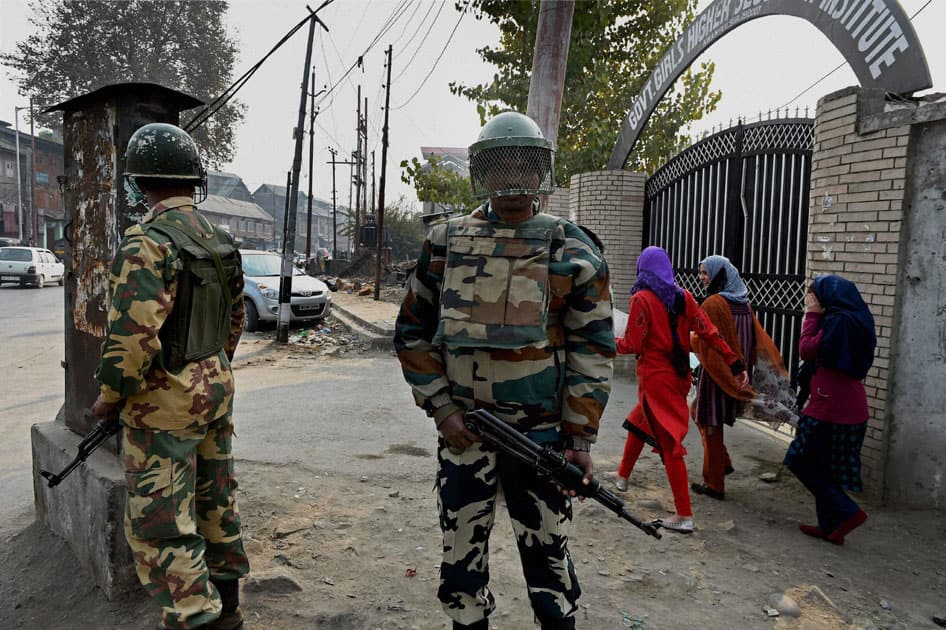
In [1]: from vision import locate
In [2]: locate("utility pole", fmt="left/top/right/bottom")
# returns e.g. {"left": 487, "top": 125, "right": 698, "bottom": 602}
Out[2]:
{"left": 306, "top": 68, "right": 316, "bottom": 264}
{"left": 327, "top": 150, "right": 356, "bottom": 260}
{"left": 353, "top": 86, "right": 363, "bottom": 256}
{"left": 305, "top": 73, "right": 327, "bottom": 266}
{"left": 29, "top": 98, "right": 38, "bottom": 246}
{"left": 370, "top": 150, "right": 376, "bottom": 215}
{"left": 13, "top": 106, "right": 25, "bottom": 243}
{"left": 362, "top": 95, "right": 368, "bottom": 221}
{"left": 349, "top": 153, "right": 356, "bottom": 255}
{"left": 374, "top": 45, "right": 392, "bottom": 301}
{"left": 327, "top": 147, "right": 338, "bottom": 260}
{"left": 525, "top": 0, "right": 574, "bottom": 148}
{"left": 277, "top": 9, "right": 325, "bottom": 343}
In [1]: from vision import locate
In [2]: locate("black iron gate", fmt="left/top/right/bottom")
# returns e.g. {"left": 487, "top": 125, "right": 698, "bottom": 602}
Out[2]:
{"left": 643, "top": 117, "right": 814, "bottom": 377}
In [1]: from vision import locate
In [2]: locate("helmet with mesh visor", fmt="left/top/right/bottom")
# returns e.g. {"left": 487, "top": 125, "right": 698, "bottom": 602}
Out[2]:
{"left": 468, "top": 112, "right": 554, "bottom": 199}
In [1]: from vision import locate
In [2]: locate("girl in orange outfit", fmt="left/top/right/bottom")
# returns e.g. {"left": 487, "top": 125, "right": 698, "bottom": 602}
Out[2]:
{"left": 613, "top": 247, "right": 748, "bottom": 533}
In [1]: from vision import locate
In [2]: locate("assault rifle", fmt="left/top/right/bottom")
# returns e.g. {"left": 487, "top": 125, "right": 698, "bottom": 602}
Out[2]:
{"left": 463, "top": 409, "right": 662, "bottom": 539}
{"left": 40, "top": 416, "right": 121, "bottom": 488}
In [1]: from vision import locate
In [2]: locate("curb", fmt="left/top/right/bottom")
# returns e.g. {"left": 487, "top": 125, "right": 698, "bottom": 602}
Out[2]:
{"left": 329, "top": 303, "right": 395, "bottom": 351}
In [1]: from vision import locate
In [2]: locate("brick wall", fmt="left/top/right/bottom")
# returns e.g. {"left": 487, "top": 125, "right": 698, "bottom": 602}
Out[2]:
{"left": 568, "top": 170, "right": 646, "bottom": 375}
{"left": 568, "top": 170, "right": 646, "bottom": 301}
{"left": 545, "top": 187, "right": 570, "bottom": 219}
{"left": 807, "top": 87, "right": 911, "bottom": 498}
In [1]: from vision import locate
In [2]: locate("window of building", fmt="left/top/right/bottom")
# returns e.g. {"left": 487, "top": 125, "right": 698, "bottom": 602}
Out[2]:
{"left": 4, "top": 161, "right": 13, "bottom": 178}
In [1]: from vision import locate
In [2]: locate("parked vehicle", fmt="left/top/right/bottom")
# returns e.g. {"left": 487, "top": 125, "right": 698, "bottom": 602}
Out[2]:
{"left": 0, "top": 247, "right": 65, "bottom": 288}
{"left": 240, "top": 249, "right": 332, "bottom": 331}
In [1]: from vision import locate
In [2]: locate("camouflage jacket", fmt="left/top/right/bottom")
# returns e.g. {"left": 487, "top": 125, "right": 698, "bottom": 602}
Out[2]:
{"left": 95, "top": 196, "right": 245, "bottom": 431}
{"left": 395, "top": 206, "right": 615, "bottom": 447}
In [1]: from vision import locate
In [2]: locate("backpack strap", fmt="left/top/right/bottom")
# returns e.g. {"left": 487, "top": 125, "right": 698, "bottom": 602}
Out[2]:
{"left": 147, "top": 220, "right": 234, "bottom": 306}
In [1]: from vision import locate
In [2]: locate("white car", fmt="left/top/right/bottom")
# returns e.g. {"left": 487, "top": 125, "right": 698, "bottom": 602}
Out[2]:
{"left": 240, "top": 249, "right": 332, "bottom": 331}
{"left": 0, "top": 247, "right": 65, "bottom": 288}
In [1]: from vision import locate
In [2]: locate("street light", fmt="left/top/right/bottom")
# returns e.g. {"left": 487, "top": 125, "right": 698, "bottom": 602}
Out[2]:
{"left": 13, "top": 106, "right": 27, "bottom": 243}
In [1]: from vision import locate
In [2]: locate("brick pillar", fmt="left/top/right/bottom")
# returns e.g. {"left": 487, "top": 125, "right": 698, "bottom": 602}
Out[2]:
{"left": 569, "top": 170, "right": 646, "bottom": 374}
{"left": 808, "top": 86, "right": 946, "bottom": 505}
{"left": 545, "top": 186, "right": 570, "bottom": 220}
{"left": 569, "top": 170, "right": 646, "bottom": 301}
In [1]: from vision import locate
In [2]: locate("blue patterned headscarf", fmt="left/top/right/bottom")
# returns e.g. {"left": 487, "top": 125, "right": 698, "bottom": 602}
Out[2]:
{"left": 701, "top": 255, "right": 748, "bottom": 304}
{"left": 631, "top": 246, "right": 684, "bottom": 311}
{"left": 812, "top": 275, "right": 876, "bottom": 380}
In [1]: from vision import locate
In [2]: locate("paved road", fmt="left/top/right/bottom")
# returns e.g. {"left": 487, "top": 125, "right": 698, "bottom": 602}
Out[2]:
{"left": 0, "top": 283, "right": 66, "bottom": 538}
{"left": 0, "top": 284, "right": 649, "bottom": 541}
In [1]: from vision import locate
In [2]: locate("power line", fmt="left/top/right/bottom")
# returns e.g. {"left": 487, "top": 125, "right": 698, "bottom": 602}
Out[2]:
{"left": 185, "top": 1, "right": 334, "bottom": 132}
{"left": 391, "top": 0, "right": 424, "bottom": 48}
{"left": 392, "top": 0, "right": 447, "bottom": 81}
{"left": 779, "top": 0, "right": 934, "bottom": 109}
{"left": 315, "top": 0, "right": 413, "bottom": 110}
{"left": 391, "top": 1, "right": 470, "bottom": 111}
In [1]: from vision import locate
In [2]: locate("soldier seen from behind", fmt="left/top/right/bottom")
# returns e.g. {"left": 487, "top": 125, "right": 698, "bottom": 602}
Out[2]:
{"left": 90, "top": 123, "right": 249, "bottom": 630}
{"left": 394, "top": 112, "right": 615, "bottom": 629}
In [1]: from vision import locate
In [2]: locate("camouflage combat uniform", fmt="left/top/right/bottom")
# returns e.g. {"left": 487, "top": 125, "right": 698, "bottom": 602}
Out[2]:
{"left": 395, "top": 206, "right": 615, "bottom": 627}
{"left": 95, "top": 196, "right": 249, "bottom": 630}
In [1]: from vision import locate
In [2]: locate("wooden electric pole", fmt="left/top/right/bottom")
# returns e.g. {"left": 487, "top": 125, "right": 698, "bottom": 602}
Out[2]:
{"left": 373, "top": 45, "right": 392, "bottom": 301}
{"left": 525, "top": 0, "right": 574, "bottom": 148}
{"left": 278, "top": 9, "right": 326, "bottom": 343}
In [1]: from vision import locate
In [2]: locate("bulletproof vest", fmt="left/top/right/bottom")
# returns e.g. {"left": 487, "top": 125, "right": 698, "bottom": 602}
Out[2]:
{"left": 144, "top": 211, "right": 241, "bottom": 370}
{"left": 434, "top": 211, "right": 561, "bottom": 349}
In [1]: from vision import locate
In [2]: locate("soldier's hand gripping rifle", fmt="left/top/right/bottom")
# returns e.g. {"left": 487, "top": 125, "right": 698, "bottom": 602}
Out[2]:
{"left": 40, "top": 416, "right": 121, "bottom": 488}
{"left": 464, "top": 409, "right": 662, "bottom": 539}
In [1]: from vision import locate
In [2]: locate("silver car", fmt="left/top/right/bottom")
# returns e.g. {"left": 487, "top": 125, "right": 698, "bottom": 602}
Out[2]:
{"left": 240, "top": 250, "right": 332, "bottom": 331}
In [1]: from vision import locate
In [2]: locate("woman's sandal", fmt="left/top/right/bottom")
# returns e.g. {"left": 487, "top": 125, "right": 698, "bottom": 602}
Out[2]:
{"left": 652, "top": 518, "right": 694, "bottom": 534}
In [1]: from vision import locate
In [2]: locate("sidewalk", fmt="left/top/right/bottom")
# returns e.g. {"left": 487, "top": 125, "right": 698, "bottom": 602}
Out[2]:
{"left": 328, "top": 290, "right": 399, "bottom": 349}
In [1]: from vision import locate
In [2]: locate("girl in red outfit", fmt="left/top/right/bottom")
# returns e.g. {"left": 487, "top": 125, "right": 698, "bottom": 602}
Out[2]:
{"left": 784, "top": 275, "right": 875, "bottom": 544}
{"left": 612, "top": 247, "right": 748, "bottom": 533}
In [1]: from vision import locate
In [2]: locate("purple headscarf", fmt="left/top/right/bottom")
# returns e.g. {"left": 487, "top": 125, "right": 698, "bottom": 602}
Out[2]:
{"left": 631, "top": 246, "right": 684, "bottom": 311}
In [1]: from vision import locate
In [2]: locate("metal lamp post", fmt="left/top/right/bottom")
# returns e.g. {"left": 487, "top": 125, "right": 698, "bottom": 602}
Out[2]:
{"left": 13, "top": 105, "right": 28, "bottom": 242}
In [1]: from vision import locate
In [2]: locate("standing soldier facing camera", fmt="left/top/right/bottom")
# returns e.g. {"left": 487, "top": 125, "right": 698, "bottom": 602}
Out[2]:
{"left": 90, "top": 123, "right": 249, "bottom": 630}
{"left": 395, "top": 112, "right": 615, "bottom": 629}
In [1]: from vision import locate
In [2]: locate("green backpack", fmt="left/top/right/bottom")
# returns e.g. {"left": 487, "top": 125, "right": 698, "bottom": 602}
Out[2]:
{"left": 145, "top": 217, "right": 241, "bottom": 370}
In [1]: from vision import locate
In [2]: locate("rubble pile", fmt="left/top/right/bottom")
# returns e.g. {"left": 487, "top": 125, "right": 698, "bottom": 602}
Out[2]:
{"left": 323, "top": 276, "right": 406, "bottom": 305}
{"left": 251, "top": 319, "right": 370, "bottom": 354}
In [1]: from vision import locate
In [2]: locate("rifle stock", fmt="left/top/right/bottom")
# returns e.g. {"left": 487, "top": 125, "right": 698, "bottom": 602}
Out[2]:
{"left": 464, "top": 409, "right": 661, "bottom": 539}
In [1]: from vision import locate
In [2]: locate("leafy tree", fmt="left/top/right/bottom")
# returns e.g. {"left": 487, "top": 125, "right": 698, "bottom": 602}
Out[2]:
{"left": 334, "top": 198, "right": 425, "bottom": 263}
{"left": 400, "top": 155, "right": 478, "bottom": 213}
{"left": 381, "top": 197, "right": 426, "bottom": 262}
{"left": 1, "top": 0, "right": 244, "bottom": 168}
{"left": 451, "top": 0, "right": 721, "bottom": 179}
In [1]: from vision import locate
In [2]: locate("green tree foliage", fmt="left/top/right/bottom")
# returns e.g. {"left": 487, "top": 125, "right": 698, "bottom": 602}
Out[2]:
{"left": 382, "top": 197, "right": 426, "bottom": 262}
{"left": 1, "top": 0, "right": 244, "bottom": 168}
{"left": 451, "top": 0, "right": 721, "bottom": 180}
{"left": 335, "top": 198, "right": 425, "bottom": 263}
{"left": 400, "top": 155, "right": 478, "bottom": 213}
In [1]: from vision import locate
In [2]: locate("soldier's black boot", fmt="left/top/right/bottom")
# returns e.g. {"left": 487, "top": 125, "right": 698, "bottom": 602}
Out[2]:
{"left": 453, "top": 619, "right": 489, "bottom": 630}
{"left": 206, "top": 579, "right": 244, "bottom": 630}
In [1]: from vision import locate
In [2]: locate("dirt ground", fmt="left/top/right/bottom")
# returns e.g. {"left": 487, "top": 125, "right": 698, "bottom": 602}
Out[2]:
{"left": 2, "top": 338, "right": 945, "bottom": 629}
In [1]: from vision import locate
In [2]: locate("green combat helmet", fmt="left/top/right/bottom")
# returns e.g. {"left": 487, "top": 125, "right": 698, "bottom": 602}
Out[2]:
{"left": 124, "top": 122, "right": 207, "bottom": 205}
{"left": 468, "top": 111, "right": 555, "bottom": 200}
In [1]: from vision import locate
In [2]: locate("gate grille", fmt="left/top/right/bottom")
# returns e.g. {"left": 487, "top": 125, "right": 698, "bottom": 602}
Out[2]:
{"left": 644, "top": 118, "right": 813, "bottom": 380}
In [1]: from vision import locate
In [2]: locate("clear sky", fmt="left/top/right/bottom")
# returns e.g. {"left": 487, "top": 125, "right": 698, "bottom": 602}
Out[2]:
{"left": 1, "top": 0, "right": 944, "bottom": 209}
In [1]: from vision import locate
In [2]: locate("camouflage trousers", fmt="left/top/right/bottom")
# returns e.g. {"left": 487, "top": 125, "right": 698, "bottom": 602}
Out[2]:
{"left": 436, "top": 437, "right": 580, "bottom": 626}
{"left": 122, "top": 413, "right": 250, "bottom": 630}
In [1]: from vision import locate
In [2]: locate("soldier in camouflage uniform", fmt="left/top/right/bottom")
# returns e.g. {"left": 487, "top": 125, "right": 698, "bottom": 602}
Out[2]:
{"left": 91, "top": 123, "right": 249, "bottom": 630}
{"left": 395, "top": 112, "right": 615, "bottom": 630}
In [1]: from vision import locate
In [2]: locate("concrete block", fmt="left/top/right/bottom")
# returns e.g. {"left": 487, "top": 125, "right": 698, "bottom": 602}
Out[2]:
{"left": 32, "top": 419, "right": 137, "bottom": 600}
